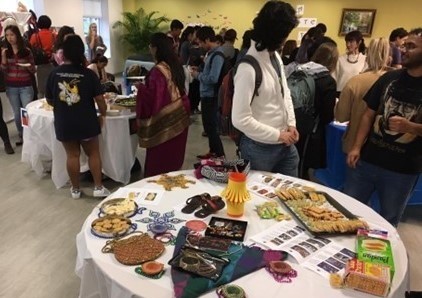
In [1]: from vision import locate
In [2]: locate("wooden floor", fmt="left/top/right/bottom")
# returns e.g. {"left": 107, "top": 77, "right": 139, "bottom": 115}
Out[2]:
{"left": 0, "top": 112, "right": 421, "bottom": 298}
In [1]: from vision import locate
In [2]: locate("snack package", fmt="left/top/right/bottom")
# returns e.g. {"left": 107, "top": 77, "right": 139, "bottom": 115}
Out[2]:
{"left": 344, "top": 259, "right": 390, "bottom": 297}
{"left": 356, "top": 233, "right": 395, "bottom": 279}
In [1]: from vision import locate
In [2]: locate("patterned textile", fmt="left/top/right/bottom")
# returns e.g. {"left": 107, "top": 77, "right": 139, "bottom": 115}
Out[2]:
{"left": 171, "top": 227, "right": 287, "bottom": 298}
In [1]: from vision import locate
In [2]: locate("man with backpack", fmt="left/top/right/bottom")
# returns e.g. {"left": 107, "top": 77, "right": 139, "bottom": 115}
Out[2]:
{"left": 232, "top": 1, "right": 299, "bottom": 176}
{"left": 191, "top": 26, "right": 226, "bottom": 159}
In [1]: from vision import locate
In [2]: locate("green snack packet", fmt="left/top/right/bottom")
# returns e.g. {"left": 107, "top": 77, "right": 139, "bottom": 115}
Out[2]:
{"left": 356, "top": 235, "right": 395, "bottom": 279}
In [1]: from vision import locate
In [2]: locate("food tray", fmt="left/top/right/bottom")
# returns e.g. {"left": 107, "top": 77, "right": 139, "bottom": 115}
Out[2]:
{"left": 277, "top": 190, "right": 367, "bottom": 235}
{"left": 99, "top": 198, "right": 139, "bottom": 218}
{"left": 91, "top": 215, "right": 136, "bottom": 238}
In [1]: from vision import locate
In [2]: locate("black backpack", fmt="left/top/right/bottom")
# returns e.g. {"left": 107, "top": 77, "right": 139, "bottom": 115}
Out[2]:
{"left": 287, "top": 68, "right": 329, "bottom": 136}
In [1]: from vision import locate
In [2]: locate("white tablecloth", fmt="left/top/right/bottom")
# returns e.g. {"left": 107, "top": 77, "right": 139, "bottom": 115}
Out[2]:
{"left": 75, "top": 171, "right": 409, "bottom": 298}
{"left": 21, "top": 99, "right": 138, "bottom": 189}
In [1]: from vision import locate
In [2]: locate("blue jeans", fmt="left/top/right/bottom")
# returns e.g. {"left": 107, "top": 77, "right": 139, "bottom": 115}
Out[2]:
{"left": 6, "top": 86, "right": 34, "bottom": 137}
{"left": 343, "top": 160, "right": 418, "bottom": 226}
{"left": 201, "top": 97, "right": 225, "bottom": 156}
{"left": 240, "top": 135, "right": 299, "bottom": 177}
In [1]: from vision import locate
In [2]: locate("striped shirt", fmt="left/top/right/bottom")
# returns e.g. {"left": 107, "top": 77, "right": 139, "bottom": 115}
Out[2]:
{"left": 0, "top": 49, "right": 35, "bottom": 88}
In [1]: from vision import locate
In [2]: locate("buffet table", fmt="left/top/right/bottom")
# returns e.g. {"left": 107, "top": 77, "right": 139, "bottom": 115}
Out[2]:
{"left": 75, "top": 170, "right": 408, "bottom": 298}
{"left": 22, "top": 99, "right": 138, "bottom": 189}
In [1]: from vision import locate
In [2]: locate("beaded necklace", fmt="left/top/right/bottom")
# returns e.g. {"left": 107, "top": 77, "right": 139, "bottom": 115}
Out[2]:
{"left": 346, "top": 53, "right": 360, "bottom": 64}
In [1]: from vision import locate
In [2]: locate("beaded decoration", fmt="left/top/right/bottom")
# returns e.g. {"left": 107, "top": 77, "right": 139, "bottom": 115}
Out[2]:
{"left": 216, "top": 284, "right": 246, "bottom": 298}
{"left": 134, "top": 267, "right": 165, "bottom": 279}
{"left": 266, "top": 261, "right": 298, "bottom": 283}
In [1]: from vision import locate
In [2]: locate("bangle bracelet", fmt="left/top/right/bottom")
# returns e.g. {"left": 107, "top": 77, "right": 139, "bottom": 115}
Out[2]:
{"left": 179, "top": 256, "right": 199, "bottom": 271}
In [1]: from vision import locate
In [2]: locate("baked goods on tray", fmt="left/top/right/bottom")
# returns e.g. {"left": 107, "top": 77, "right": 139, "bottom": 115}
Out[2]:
{"left": 100, "top": 198, "right": 137, "bottom": 217}
{"left": 91, "top": 216, "right": 132, "bottom": 238}
{"left": 276, "top": 188, "right": 368, "bottom": 234}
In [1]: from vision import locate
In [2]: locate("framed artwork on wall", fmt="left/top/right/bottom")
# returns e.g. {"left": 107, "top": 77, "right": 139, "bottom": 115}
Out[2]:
{"left": 339, "top": 9, "right": 376, "bottom": 36}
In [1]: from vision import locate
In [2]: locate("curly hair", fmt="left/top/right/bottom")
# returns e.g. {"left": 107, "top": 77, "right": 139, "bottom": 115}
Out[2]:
{"left": 251, "top": 1, "right": 298, "bottom": 52}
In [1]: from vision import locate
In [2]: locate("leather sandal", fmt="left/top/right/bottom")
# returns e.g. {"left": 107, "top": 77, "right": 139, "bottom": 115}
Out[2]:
{"left": 194, "top": 196, "right": 225, "bottom": 218}
{"left": 181, "top": 193, "right": 211, "bottom": 214}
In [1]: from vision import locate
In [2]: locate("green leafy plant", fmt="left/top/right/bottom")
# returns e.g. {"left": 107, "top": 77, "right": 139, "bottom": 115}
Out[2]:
{"left": 113, "top": 8, "right": 170, "bottom": 55}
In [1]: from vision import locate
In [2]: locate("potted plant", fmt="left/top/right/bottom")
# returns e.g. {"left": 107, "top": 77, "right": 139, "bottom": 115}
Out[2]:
{"left": 113, "top": 8, "right": 169, "bottom": 61}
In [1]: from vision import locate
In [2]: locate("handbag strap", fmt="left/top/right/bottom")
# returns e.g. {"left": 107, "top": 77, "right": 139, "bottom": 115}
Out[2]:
{"left": 155, "top": 62, "right": 182, "bottom": 102}
{"left": 36, "top": 33, "right": 43, "bottom": 49}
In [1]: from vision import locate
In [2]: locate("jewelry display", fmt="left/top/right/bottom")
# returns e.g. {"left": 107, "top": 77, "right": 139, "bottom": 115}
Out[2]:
{"left": 179, "top": 256, "right": 200, "bottom": 271}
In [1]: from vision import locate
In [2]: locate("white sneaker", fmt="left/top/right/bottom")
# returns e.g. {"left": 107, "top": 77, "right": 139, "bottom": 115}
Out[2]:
{"left": 93, "top": 186, "right": 111, "bottom": 197}
{"left": 71, "top": 187, "right": 82, "bottom": 199}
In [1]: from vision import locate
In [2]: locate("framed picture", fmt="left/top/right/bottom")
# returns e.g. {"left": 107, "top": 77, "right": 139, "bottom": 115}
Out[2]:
{"left": 339, "top": 9, "right": 376, "bottom": 37}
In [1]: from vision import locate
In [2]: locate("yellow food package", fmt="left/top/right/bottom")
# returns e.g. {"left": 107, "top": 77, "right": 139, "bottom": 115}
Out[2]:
{"left": 344, "top": 259, "right": 390, "bottom": 297}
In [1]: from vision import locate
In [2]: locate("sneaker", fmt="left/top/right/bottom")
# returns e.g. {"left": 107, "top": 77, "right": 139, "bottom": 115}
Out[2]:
{"left": 93, "top": 186, "right": 111, "bottom": 197}
{"left": 71, "top": 187, "right": 82, "bottom": 199}
{"left": 4, "top": 142, "right": 14, "bottom": 155}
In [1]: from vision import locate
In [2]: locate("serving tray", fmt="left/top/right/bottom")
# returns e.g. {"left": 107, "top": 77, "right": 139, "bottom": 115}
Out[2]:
{"left": 277, "top": 190, "right": 367, "bottom": 235}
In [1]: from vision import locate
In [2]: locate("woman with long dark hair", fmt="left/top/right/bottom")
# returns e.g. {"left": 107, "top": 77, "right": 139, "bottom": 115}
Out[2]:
{"left": 52, "top": 25, "right": 75, "bottom": 66}
{"left": 1, "top": 24, "right": 36, "bottom": 146}
{"left": 136, "top": 32, "right": 190, "bottom": 177}
{"left": 45, "top": 35, "right": 109, "bottom": 199}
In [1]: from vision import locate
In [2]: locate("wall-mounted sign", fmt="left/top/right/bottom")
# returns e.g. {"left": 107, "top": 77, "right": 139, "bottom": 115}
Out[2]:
{"left": 298, "top": 18, "right": 317, "bottom": 28}
{"left": 296, "top": 5, "right": 304, "bottom": 16}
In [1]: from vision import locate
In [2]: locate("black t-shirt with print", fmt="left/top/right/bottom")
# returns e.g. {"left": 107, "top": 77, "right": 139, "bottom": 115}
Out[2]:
{"left": 45, "top": 64, "right": 103, "bottom": 141}
{"left": 361, "top": 69, "right": 422, "bottom": 174}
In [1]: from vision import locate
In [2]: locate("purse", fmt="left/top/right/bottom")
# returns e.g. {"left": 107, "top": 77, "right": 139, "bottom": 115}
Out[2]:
{"left": 137, "top": 62, "right": 190, "bottom": 148}
{"left": 102, "top": 232, "right": 165, "bottom": 265}
{"left": 32, "top": 34, "right": 50, "bottom": 65}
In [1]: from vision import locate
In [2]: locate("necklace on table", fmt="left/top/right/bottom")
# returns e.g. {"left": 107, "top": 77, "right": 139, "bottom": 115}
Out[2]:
{"left": 346, "top": 53, "right": 360, "bottom": 64}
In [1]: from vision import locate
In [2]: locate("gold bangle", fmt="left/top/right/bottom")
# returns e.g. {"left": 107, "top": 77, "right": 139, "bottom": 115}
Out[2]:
{"left": 179, "top": 256, "right": 199, "bottom": 271}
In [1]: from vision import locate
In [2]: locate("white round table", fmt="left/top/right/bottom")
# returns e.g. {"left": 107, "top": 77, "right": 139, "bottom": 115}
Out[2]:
{"left": 75, "top": 170, "right": 408, "bottom": 298}
{"left": 22, "top": 99, "right": 138, "bottom": 189}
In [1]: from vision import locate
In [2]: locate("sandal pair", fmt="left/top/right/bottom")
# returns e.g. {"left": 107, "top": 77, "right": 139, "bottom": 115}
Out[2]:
{"left": 181, "top": 193, "right": 211, "bottom": 214}
{"left": 195, "top": 196, "right": 225, "bottom": 218}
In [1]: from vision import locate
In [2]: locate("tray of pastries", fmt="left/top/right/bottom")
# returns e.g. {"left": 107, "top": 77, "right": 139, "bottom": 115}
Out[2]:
{"left": 91, "top": 215, "right": 133, "bottom": 238}
{"left": 99, "top": 198, "right": 138, "bottom": 218}
{"left": 275, "top": 187, "right": 368, "bottom": 235}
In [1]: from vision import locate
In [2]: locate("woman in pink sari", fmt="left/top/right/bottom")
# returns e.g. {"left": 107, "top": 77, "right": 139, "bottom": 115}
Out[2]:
{"left": 136, "top": 33, "right": 190, "bottom": 177}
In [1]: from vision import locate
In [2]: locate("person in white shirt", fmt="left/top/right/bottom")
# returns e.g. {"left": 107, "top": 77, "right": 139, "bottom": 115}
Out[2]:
{"left": 332, "top": 30, "right": 367, "bottom": 96}
{"left": 232, "top": 0, "right": 300, "bottom": 177}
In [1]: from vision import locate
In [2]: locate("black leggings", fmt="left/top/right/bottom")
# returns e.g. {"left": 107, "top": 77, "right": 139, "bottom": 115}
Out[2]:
{"left": 0, "top": 97, "right": 11, "bottom": 144}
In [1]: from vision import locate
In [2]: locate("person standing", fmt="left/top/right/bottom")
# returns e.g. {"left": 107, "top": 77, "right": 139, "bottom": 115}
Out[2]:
{"left": 1, "top": 25, "right": 35, "bottom": 146}
{"left": 232, "top": 0, "right": 300, "bottom": 177}
{"left": 190, "top": 26, "right": 225, "bottom": 159}
{"left": 332, "top": 30, "right": 367, "bottom": 97}
{"left": 29, "top": 15, "right": 55, "bottom": 98}
{"left": 136, "top": 33, "right": 190, "bottom": 177}
{"left": 167, "top": 19, "right": 184, "bottom": 54}
{"left": 344, "top": 28, "right": 422, "bottom": 226}
{"left": 45, "top": 35, "right": 110, "bottom": 199}
{"left": 389, "top": 27, "right": 408, "bottom": 69}
{"left": 85, "top": 23, "right": 107, "bottom": 62}
{"left": 335, "top": 38, "right": 392, "bottom": 154}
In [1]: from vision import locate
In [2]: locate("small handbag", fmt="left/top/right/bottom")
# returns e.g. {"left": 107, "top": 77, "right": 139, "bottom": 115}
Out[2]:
{"left": 32, "top": 34, "right": 50, "bottom": 65}
{"left": 137, "top": 62, "right": 190, "bottom": 148}
{"left": 102, "top": 232, "right": 165, "bottom": 265}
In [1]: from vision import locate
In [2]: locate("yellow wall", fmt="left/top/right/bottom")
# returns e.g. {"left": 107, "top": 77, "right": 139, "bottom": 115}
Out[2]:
{"left": 122, "top": 0, "right": 421, "bottom": 50}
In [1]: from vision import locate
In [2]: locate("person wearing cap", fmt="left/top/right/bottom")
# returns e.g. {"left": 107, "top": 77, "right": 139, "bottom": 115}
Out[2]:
{"left": 221, "top": 28, "right": 239, "bottom": 65}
